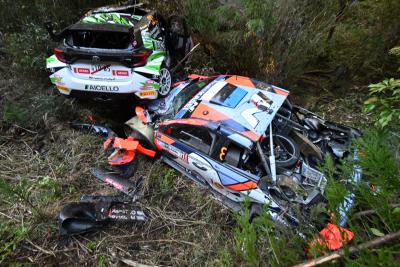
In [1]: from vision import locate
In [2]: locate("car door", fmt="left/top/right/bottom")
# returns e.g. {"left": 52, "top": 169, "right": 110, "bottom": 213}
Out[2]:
{"left": 157, "top": 123, "right": 225, "bottom": 191}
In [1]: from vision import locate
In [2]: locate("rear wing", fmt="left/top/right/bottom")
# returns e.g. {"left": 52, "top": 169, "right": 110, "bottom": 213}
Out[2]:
{"left": 89, "top": 3, "right": 149, "bottom": 16}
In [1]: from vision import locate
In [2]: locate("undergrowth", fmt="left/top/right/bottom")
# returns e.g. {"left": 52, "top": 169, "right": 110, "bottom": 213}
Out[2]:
{"left": 0, "top": 0, "right": 399, "bottom": 266}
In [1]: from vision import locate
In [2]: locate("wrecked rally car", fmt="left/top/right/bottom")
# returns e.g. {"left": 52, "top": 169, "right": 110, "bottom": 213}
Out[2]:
{"left": 105, "top": 74, "right": 362, "bottom": 228}
{"left": 45, "top": 2, "right": 193, "bottom": 101}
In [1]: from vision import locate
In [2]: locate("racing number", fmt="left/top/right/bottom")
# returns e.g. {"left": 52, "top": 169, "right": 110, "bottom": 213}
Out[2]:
{"left": 219, "top": 147, "right": 227, "bottom": 161}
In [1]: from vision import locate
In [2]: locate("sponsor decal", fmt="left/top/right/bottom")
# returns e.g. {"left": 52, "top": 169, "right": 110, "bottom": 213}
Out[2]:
{"left": 56, "top": 86, "right": 71, "bottom": 93}
{"left": 181, "top": 152, "right": 189, "bottom": 163}
{"left": 112, "top": 70, "right": 129, "bottom": 76}
{"left": 140, "top": 86, "right": 153, "bottom": 91}
{"left": 74, "top": 67, "right": 90, "bottom": 74}
{"left": 85, "top": 85, "right": 119, "bottom": 91}
{"left": 91, "top": 64, "right": 111, "bottom": 74}
{"left": 105, "top": 177, "right": 123, "bottom": 190}
{"left": 52, "top": 74, "right": 65, "bottom": 85}
{"left": 139, "top": 91, "right": 157, "bottom": 97}
{"left": 89, "top": 76, "right": 116, "bottom": 81}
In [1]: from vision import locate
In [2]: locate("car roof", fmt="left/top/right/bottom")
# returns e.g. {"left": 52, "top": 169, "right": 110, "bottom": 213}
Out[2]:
{"left": 78, "top": 12, "right": 139, "bottom": 27}
{"left": 178, "top": 75, "right": 289, "bottom": 142}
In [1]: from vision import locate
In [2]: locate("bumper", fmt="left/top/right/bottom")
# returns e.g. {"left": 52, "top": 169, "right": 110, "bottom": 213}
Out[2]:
{"left": 50, "top": 67, "right": 159, "bottom": 100}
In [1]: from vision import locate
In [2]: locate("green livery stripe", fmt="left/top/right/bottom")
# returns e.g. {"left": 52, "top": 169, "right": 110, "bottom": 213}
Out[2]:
{"left": 150, "top": 83, "right": 161, "bottom": 90}
{"left": 140, "top": 82, "right": 160, "bottom": 90}
{"left": 81, "top": 13, "right": 133, "bottom": 26}
{"left": 148, "top": 52, "right": 165, "bottom": 61}
{"left": 46, "top": 55, "right": 56, "bottom": 64}
{"left": 145, "top": 65, "right": 161, "bottom": 72}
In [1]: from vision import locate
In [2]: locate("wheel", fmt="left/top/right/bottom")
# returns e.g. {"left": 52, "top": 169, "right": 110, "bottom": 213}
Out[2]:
{"left": 158, "top": 67, "right": 172, "bottom": 97}
{"left": 261, "top": 134, "right": 300, "bottom": 168}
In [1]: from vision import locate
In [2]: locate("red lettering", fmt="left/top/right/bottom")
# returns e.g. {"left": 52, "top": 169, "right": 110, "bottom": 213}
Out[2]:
{"left": 74, "top": 68, "right": 90, "bottom": 74}
{"left": 112, "top": 70, "right": 129, "bottom": 76}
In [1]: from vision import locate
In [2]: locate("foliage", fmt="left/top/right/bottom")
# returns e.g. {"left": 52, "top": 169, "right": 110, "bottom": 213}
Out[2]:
{"left": 2, "top": 102, "right": 30, "bottom": 128}
{"left": 160, "top": 169, "right": 176, "bottom": 193}
{"left": 364, "top": 78, "right": 400, "bottom": 128}
{"left": 3, "top": 26, "right": 49, "bottom": 71}
{"left": 233, "top": 199, "right": 258, "bottom": 265}
{"left": 0, "top": 0, "right": 118, "bottom": 71}
{"left": 0, "top": 223, "right": 29, "bottom": 264}
{"left": 183, "top": 0, "right": 400, "bottom": 93}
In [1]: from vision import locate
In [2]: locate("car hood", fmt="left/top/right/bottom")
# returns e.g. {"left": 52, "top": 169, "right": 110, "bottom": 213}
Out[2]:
{"left": 189, "top": 76, "right": 289, "bottom": 140}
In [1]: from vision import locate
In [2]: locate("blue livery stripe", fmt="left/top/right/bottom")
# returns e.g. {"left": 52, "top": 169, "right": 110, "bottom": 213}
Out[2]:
{"left": 218, "top": 171, "right": 248, "bottom": 186}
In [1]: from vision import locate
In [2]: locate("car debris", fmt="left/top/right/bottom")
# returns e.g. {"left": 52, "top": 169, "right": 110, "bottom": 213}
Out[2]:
{"left": 59, "top": 74, "right": 361, "bottom": 237}
{"left": 59, "top": 195, "right": 146, "bottom": 236}
{"left": 70, "top": 122, "right": 116, "bottom": 137}
{"left": 103, "top": 136, "right": 156, "bottom": 178}
{"left": 90, "top": 168, "right": 143, "bottom": 199}
{"left": 117, "top": 74, "right": 362, "bottom": 228}
{"left": 45, "top": 1, "right": 194, "bottom": 102}
{"left": 312, "top": 223, "right": 354, "bottom": 251}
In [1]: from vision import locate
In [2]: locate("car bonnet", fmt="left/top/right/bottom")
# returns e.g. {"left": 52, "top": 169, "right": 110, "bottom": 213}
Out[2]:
{"left": 189, "top": 76, "right": 289, "bottom": 141}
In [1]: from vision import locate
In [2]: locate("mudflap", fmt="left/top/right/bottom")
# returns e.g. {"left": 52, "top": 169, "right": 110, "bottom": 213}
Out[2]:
{"left": 59, "top": 196, "right": 146, "bottom": 236}
{"left": 59, "top": 202, "right": 102, "bottom": 236}
{"left": 90, "top": 168, "right": 142, "bottom": 199}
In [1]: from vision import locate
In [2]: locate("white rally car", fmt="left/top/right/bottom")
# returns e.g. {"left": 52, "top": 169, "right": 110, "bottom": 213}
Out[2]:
{"left": 45, "top": 3, "right": 193, "bottom": 102}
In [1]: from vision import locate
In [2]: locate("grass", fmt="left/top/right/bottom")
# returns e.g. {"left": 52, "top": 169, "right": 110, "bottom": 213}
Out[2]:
{"left": 1, "top": 40, "right": 399, "bottom": 267}
{"left": 0, "top": 1, "right": 399, "bottom": 266}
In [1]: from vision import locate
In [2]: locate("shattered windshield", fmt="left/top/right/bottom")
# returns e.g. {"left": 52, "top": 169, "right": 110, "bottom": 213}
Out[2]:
{"left": 163, "top": 79, "right": 213, "bottom": 118}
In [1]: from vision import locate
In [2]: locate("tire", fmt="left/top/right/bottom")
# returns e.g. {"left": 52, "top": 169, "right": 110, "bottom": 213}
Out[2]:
{"left": 261, "top": 134, "right": 300, "bottom": 168}
{"left": 158, "top": 67, "right": 172, "bottom": 97}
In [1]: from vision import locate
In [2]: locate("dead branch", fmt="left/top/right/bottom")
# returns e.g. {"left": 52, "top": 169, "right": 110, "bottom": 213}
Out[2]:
{"left": 352, "top": 204, "right": 400, "bottom": 219}
{"left": 294, "top": 230, "right": 400, "bottom": 267}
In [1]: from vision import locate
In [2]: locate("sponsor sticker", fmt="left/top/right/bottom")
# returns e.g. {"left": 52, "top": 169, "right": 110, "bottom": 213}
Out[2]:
{"left": 56, "top": 85, "right": 71, "bottom": 94}
{"left": 84, "top": 85, "right": 119, "bottom": 92}
{"left": 112, "top": 70, "right": 129, "bottom": 76}
{"left": 74, "top": 67, "right": 90, "bottom": 74}
{"left": 139, "top": 91, "right": 157, "bottom": 97}
{"left": 105, "top": 177, "right": 123, "bottom": 190}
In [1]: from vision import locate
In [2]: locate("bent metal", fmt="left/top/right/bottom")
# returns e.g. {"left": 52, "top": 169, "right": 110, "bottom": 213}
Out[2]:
{"left": 84, "top": 85, "right": 119, "bottom": 91}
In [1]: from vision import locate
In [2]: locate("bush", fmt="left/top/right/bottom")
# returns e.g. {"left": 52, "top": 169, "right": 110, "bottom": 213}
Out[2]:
{"left": 183, "top": 0, "right": 400, "bottom": 93}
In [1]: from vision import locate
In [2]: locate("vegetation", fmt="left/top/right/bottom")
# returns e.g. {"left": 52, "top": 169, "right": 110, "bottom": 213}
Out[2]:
{"left": 0, "top": 0, "right": 399, "bottom": 266}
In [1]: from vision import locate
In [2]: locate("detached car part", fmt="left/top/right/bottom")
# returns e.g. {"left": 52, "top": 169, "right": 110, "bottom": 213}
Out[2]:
{"left": 71, "top": 122, "right": 116, "bottom": 137}
{"left": 59, "top": 195, "right": 146, "bottom": 236}
{"left": 91, "top": 168, "right": 143, "bottom": 198}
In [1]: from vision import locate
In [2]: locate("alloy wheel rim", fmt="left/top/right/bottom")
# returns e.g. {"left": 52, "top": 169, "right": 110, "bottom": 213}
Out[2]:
{"left": 159, "top": 68, "right": 172, "bottom": 96}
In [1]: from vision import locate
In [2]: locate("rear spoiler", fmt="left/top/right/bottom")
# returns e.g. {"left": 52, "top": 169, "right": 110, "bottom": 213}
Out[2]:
{"left": 89, "top": 3, "right": 149, "bottom": 15}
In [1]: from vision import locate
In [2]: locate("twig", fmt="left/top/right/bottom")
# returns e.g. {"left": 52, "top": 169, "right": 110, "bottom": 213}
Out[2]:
{"left": 171, "top": 43, "right": 200, "bottom": 73}
{"left": 294, "top": 230, "right": 400, "bottom": 267}
{"left": 12, "top": 124, "right": 38, "bottom": 134}
{"left": 130, "top": 239, "right": 199, "bottom": 247}
{"left": 26, "top": 239, "right": 56, "bottom": 257}
{"left": 352, "top": 204, "right": 400, "bottom": 219}
{"left": 120, "top": 258, "right": 159, "bottom": 267}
